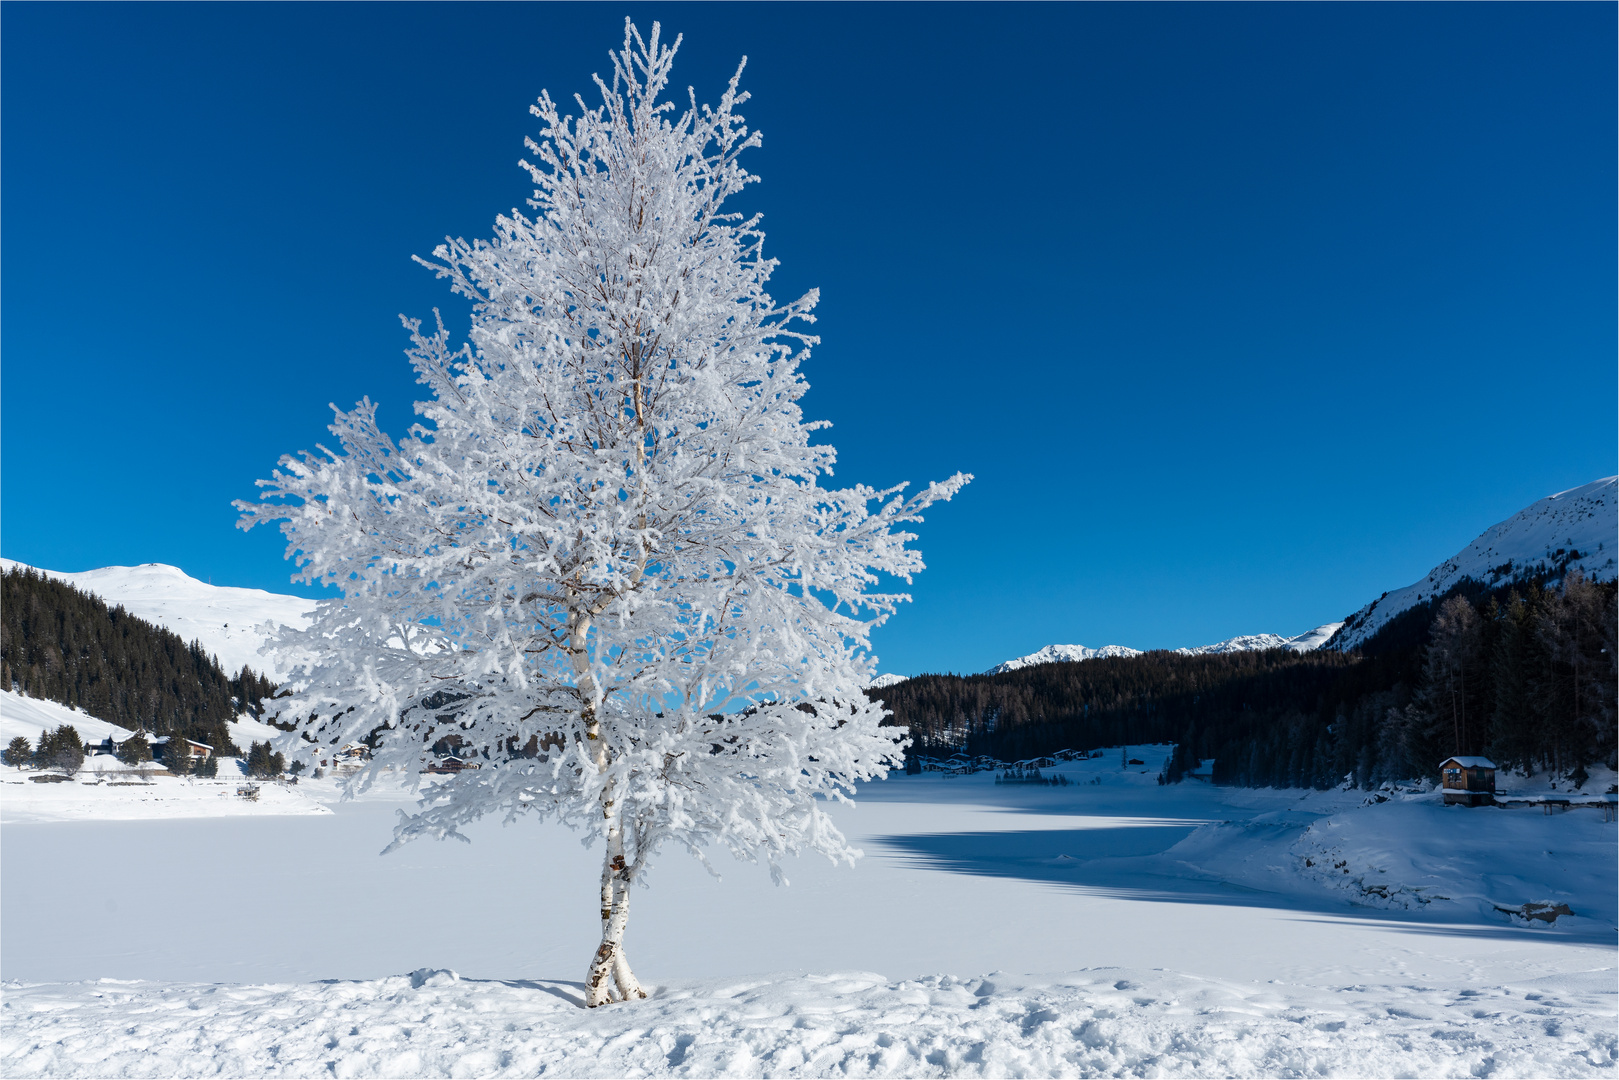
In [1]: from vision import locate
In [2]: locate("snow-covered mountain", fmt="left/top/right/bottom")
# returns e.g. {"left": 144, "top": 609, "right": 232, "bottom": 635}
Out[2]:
{"left": 986, "top": 644, "right": 1144, "bottom": 676}
{"left": 1329, "top": 476, "right": 1618, "bottom": 652}
{"left": 985, "top": 622, "right": 1342, "bottom": 675}
{"left": 0, "top": 560, "right": 316, "bottom": 679}
{"left": 1176, "top": 624, "right": 1345, "bottom": 656}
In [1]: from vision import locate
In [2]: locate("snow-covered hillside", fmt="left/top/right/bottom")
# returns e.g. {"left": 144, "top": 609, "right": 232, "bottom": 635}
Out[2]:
{"left": 0, "top": 691, "right": 141, "bottom": 750}
{"left": 1330, "top": 476, "right": 1618, "bottom": 652}
{"left": 0, "top": 560, "right": 315, "bottom": 679}
{"left": 985, "top": 623, "right": 1343, "bottom": 675}
{"left": 0, "top": 690, "right": 287, "bottom": 768}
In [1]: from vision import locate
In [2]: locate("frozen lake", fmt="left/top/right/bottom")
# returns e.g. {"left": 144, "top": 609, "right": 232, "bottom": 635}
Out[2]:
{"left": 4, "top": 748, "right": 1610, "bottom": 988}
{"left": 3, "top": 748, "right": 1614, "bottom": 1077}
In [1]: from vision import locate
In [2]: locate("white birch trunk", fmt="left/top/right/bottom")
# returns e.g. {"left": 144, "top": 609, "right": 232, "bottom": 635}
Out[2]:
{"left": 585, "top": 813, "right": 644, "bottom": 1006}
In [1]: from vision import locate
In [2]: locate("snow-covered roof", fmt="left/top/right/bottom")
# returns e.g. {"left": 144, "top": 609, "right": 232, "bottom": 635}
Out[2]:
{"left": 1439, "top": 756, "right": 1495, "bottom": 770}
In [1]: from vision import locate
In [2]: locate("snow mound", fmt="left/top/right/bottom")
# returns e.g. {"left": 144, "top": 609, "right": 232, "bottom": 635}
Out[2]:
{"left": 1331, "top": 476, "right": 1618, "bottom": 651}
{"left": 867, "top": 673, "right": 908, "bottom": 690}
{"left": 3, "top": 966, "right": 1611, "bottom": 1079}
{"left": 0, "top": 560, "right": 316, "bottom": 679}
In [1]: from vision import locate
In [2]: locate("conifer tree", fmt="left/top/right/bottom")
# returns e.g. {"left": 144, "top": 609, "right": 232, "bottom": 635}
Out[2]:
{"left": 117, "top": 732, "right": 152, "bottom": 767}
{"left": 4, "top": 736, "right": 31, "bottom": 768}
{"left": 165, "top": 736, "right": 191, "bottom": 777}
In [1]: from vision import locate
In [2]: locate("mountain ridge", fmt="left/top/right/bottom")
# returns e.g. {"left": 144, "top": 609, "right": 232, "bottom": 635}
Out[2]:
{"left": 0, "top": 560, "right": 315, "bottom": 680}
{"left": 1327, "top": 476, "right": 1616, "bottom": 652}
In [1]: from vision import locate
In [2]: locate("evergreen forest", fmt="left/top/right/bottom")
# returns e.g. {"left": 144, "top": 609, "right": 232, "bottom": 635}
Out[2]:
{"left": 0, "top": 567, "right": 278, "bottom": 754}
{"left": 875, "top": 573, "right": 1617, "bottom": 789}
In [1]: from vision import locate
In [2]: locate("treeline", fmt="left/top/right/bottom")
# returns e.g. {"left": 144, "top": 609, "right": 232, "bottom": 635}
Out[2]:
{"left": 0, "top": 566, "right": 279, "bottom": 754}
{"left": 876, "top": 572, "right": 1616, "bottom": 788}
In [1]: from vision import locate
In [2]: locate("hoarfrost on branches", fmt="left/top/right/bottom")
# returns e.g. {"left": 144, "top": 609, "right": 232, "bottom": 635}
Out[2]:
{"left": 238, "top": 20, "right": 967, "bottom": 1005}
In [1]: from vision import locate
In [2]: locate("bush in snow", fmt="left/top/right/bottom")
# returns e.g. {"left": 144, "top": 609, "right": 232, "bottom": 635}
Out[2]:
{"left": 239, "top": 20, "right": 966, "bottom": 1007}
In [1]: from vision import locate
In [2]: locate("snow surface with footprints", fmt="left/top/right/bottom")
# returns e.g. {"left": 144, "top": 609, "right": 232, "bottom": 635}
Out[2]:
{"left": 5, "top": 966, "right": 1613, "bottom": 1078}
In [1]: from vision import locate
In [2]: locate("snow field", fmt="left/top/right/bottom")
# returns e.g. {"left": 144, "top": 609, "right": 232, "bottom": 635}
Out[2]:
{"left": 0, "top": 773, "right": 330, "bottom": 823}
{"left": 4, "top": 965, "right": 1614, "bottom": 1078}
{"left": 4, "top": 747, "right": 1614, "bottom": 1077}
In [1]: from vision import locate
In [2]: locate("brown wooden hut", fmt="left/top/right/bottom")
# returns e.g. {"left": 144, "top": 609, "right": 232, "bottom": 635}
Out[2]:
{"left": 1439, "top": 756, "right": 1496, "bottom": 806}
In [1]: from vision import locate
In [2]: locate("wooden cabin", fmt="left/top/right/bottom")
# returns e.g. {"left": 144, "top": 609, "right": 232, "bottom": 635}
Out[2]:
{"left": 1439, "top": 756, "right": 1496, "bottom": 806}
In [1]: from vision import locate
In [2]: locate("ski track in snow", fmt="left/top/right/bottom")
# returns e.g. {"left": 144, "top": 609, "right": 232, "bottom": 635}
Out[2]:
{"left": 4, "top": 967, "right": 1614, "bottom": 1079}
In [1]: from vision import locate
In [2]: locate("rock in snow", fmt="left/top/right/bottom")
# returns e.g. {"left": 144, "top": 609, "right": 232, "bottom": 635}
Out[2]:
{"left": 1329, "top": 476, "right": 1617, "bottom": 652}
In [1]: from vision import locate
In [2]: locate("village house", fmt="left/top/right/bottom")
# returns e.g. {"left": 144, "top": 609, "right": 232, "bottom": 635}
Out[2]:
{"left": 1439, "top": 756, "right": 1496, "bottom": 806}
{"left": 159, "top": 737, "right": 213, "bottom": 763}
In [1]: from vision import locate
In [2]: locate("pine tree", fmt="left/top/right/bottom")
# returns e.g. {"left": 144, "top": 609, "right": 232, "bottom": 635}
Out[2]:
{"left": 246, "top": 740, "right": 275, "bottom": 778}
{"left": 165, "top": 736, "right": 191, "bottom": 777}
{"left": 117, "top": 732, "right": 152, "bottom": 766}
{"left": 237, "top": 21, "right": 966, "bottom": 1008}
{"left": 4, "top": 736, "right": 31, "bottom": 768}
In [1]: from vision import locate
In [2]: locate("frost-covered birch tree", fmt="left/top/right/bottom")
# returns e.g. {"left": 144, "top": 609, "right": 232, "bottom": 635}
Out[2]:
{"left": 238, "top": 20, "right": 968, "bottom": 1007}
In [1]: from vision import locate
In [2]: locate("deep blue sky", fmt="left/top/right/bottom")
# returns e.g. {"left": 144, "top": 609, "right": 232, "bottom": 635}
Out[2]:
{"left": 3, "top": 3, "right": 1613, "bottom": 675}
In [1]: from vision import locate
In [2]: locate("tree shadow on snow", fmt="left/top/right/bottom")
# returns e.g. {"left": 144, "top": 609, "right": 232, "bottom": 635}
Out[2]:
{"left": 870, "top": 827, "right": 1612, "bottom": 945}
{"left": 499, "top": 979, "right": 590, "bottom": 1008}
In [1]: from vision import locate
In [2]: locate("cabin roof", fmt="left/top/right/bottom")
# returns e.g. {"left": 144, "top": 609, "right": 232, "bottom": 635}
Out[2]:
{"left": 1439, "top": 756, "right": 1496, "bottom": 770}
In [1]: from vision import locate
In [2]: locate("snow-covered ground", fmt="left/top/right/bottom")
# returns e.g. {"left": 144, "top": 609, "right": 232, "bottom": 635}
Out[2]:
{"left": 1332, "top": 476, "right": 1618, "bottom": 651}
{"left": 3, "top": 748, "right": 1613, "bottom": 1077}
{"left": 6, "top": 964, "right": 1612, "bottom": 1079}
{"left": 0, "top": 560, "right": 315, "bottom": 679}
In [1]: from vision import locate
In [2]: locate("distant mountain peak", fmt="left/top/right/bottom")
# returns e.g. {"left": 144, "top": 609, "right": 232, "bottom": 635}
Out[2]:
{"left": 985, "top": 622, "right": 1342, "bottom": 675}
{"left": 985, "top": 643, "right": 1145, "bottom": 676}
{"left": 0, "top": 559, "right": 314, "bottom": 679}
{"left": 1329, "top": 476, "right": 1617, "bottom": 652}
